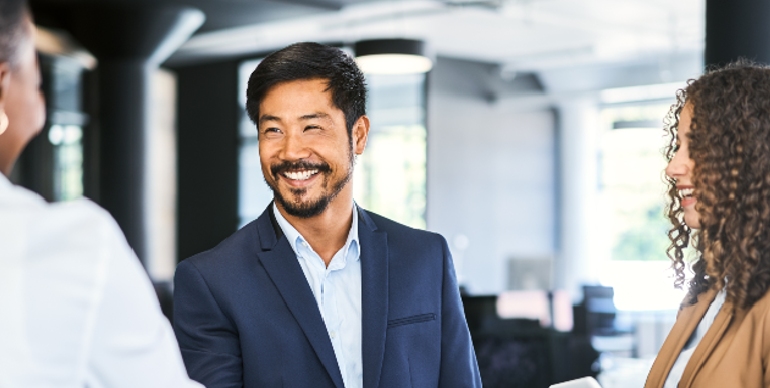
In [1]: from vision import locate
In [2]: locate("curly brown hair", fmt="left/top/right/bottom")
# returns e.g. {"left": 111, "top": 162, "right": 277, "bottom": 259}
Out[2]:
{"left": 665, "top": 60, "right": 770, "bottom": 310}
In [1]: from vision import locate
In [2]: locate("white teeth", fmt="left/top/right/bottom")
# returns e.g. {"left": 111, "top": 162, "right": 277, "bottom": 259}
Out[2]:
{"left": 679, "top": 188, "right": 694, "bottom": 197}
{"left": 283, "top": 169, "right": 318, "bottom": 181}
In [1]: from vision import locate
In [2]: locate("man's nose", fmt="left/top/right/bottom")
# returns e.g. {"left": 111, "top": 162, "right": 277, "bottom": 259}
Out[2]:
{"left": 279, "top": 131, "right": 310, "bottom": 160}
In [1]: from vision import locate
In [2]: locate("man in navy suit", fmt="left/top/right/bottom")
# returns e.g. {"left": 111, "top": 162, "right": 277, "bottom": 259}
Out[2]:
{"left": 173, "top": 42, "right": 481, "bottom": 388}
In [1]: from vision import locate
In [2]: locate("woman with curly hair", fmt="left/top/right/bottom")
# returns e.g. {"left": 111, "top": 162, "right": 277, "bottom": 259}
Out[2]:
{"left": 645, "top": 62, "right": 770, "bottom": 388}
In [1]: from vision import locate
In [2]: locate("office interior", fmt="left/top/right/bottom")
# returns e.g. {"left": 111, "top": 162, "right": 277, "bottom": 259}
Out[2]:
{"left": 13, "top": 0, "right": 762, "bottom": 386}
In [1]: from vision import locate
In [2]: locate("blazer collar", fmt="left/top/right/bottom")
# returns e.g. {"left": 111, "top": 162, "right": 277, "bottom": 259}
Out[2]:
{"left": 255, "top": 203, "right": 283, "bottom": 250}
{"left": 253, "top": 204, "right": 345, "bottom": 388}
{"left": 645, "top": 287, "right": 735, "bottom": 388}
{"left": 679, "top": 290, "right": 735, "bottom": 387}
{"left": 357, "top": 209, "right": 389, "bottom": 388}
{"left": 253, "top": 205, "right": 392, "bottom": 388}
{"left": 257, "top": 203, "right": 374, "bottom": 248}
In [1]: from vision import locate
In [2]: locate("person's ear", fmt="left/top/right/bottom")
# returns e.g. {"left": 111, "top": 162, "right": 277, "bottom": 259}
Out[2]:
{"left": 0, "top": 62, "right": 10, "bottom": 135}
{"left": 352, "top": 115, "right": 370, "bottom": 156}
{"left": 0, "top": 62, "right": 10, "bottom": 100}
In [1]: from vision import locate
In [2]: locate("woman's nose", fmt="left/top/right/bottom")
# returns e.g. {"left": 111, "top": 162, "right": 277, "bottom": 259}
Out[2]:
{"left": 665, "top": 151, "right": 687, "bottom": 179}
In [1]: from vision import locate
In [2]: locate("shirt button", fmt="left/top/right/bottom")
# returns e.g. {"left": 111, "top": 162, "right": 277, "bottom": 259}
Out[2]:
{"left": 330, "top": 331, "right": 336, "bottom": 339}
{"left": 302, "top": 241, "right": 308, "bottom": 247}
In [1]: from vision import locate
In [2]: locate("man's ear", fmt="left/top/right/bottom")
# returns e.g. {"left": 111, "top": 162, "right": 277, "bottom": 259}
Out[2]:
{"left": 352, "top": 115, "right": 370, "bottom": 156}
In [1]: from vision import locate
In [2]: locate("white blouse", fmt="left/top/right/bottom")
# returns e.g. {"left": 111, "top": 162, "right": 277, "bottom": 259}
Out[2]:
{"left": 0, "top": 174, "right": 201, "bottom": 388}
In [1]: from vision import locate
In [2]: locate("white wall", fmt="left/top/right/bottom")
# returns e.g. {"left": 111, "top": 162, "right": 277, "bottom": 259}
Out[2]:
{"left": 427, "top": 92, "right": 557, "bottom": 294}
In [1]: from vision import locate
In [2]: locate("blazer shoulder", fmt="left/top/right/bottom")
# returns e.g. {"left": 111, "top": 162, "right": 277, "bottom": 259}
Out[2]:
{"left": 747, "top": 288, "right": 770, "bottom": 322}
{"left": 182, "top": 219, "right": 262, "bottom": 269}
{"left": 363, "top": 209, "right": 445, "bottom": 244}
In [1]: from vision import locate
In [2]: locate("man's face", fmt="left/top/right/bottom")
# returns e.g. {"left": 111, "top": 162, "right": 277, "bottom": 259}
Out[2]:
{"left": 257, "top": 78, "right": 368, "bottom": 218}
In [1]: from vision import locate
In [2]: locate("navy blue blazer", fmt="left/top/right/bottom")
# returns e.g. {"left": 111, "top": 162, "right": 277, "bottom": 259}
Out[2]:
{"left": 173, "top": 205, "right": 481, "bottom": 388}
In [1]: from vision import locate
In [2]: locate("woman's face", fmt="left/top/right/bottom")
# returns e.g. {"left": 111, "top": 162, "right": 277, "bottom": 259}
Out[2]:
{"left": 0, "top": 16, "right": 45, "bottom": 177}
{"left": 665, "top": 102, "right": 699, "bottom": 229}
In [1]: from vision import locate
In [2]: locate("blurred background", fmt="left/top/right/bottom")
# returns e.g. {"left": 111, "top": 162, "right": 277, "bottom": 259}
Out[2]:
{"left": 16, "top": 0, "right": 762, "bottom": 386}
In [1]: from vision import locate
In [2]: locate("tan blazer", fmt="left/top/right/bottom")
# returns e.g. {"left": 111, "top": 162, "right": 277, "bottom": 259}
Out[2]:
{"left": 645, "top": 287, "right": 770, "bottom": 388}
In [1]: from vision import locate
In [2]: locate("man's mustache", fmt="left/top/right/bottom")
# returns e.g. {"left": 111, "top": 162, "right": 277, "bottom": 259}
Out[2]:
{"left": 270, "top": 160, "right": 331, "bottom": 177}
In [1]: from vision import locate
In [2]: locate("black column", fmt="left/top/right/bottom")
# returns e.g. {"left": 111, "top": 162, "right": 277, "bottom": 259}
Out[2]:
{"left": 175, "top": 60, "right": 241, "bottom": 263}
{"left": 32, "top": 3, "right": 203, "bottom": 263}
{"left": 95, "top": 59, "right": 149, "bottom": 254}
{"left": 706, "top": 0, "right": 770, "bottom": 66}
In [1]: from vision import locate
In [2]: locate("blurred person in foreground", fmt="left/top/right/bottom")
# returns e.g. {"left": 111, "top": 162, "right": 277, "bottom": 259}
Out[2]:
{"left": 645, "top": 62, "right": 770, "bottom": 388}
{"left": 0, "top": 1, "right": 201, "bottom": 386}
{"left": 173, "top": 42, "right": 481, "bottom": 388}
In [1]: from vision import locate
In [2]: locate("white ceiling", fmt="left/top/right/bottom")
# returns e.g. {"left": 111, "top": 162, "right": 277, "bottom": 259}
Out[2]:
{"left": 170, "top": 0, "right": 704, "bottom": 92}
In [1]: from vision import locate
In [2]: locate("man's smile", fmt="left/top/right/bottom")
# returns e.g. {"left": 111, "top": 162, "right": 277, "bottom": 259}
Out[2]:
{"left": 271, "top": 160, "right": 330, "bottom": 188}
{"left": 282, "top": 169, "right": 319, "bottom": 181}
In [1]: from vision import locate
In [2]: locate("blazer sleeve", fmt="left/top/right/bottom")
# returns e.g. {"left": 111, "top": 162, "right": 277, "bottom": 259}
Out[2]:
{"left": 173, "top": 259, "right": 244, "bottom": 388}
{"left": 436, "top": 235, "right": 483, "bottom": 387}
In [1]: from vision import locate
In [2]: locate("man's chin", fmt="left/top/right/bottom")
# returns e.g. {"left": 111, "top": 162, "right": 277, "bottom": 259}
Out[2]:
{"left": 276, "top": 195, "right": 330, "bottom": 219}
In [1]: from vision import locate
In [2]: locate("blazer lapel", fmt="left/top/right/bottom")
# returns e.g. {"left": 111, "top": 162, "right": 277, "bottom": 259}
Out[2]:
{"left": 254, "top": 206, "right": 345, "bottom": 388}
{"left": 679, "top": 296, "right": 734, "bottom": 388}
{"left": 358, "top": 210, "right": 389, "bottom": 388}
{"left": 644, "top": 288, "right": 719, "bottom": 388}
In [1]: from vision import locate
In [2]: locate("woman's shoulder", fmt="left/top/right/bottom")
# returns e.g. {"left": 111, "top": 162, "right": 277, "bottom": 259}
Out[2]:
{"left": 21, "top": 197, "right": 131, "bottom": 267}
{"left": 2, "top": 181, "right": 117, "bottom": 234}
{"left": 40, "top": 198, "right": 121, "bottom": 238}
{"left": 747, "top": 287, "right": 770, "bottom": 316}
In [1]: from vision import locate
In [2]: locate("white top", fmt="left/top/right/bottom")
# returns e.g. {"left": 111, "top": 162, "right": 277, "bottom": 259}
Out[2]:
{"left": 664, "top": 287, "right": 727, "bottom": 388}
{"left": 272, "top": 203, "right": 362, "bottom": 388}
{"left": 0, "top": 174, "right": 202, "bottom": 388}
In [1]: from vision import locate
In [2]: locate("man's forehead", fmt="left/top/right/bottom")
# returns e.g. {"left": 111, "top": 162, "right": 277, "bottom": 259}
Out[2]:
{"left": 259, "top": 80, "right": 340, "bottom": 117}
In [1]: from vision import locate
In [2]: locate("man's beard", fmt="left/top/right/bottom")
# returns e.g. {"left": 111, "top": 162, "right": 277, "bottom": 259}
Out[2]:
{"left": 266, "top": 154, "right": 353, "bottom": 219}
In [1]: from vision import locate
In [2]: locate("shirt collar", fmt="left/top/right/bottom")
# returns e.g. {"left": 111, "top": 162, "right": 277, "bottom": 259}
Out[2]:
{"left": 271, "top": 201, "right": 360, "bottom": 263}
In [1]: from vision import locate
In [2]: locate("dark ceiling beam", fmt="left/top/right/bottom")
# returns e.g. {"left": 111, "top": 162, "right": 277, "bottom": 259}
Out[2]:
{"left": 706, "top": 0, "right": 770, "bottom": 66}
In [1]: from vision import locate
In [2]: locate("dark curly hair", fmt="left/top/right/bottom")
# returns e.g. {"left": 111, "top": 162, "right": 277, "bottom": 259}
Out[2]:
{"left": 665, "top": 60, "right": 770, "bottom": 310}
{"left": 245, "top": 42, "right": 367, "bottom": 137}
{"left": 0, "top": 0, "right": 29, "bottom": 67}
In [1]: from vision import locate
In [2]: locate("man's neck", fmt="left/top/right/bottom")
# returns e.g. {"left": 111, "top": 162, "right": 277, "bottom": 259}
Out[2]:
{"left": 276, "top": 191, "right": 354, "bottom": 267}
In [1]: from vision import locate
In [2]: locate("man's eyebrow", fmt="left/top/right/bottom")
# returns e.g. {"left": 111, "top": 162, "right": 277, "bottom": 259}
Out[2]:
{"left": 258, "top": 115, "right": 281, "bottom": 126}
{"left": 300, "top": 112, "right": 331, "bottom": 121}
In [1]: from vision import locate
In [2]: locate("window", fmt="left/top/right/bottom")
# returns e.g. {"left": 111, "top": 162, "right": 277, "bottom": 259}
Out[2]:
{"left": 353, "top": 73, "right": 427, "bottom": 229}
{"left": 598, "top": 103, "right": 687, "bottom": 311}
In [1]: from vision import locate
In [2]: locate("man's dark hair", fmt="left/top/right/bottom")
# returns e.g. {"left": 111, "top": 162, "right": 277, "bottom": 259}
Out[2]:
{"left": 0, "top": 0, "right": 29, "bottom": 67}
{"left": 245, "top": 42, "right": 367, "bottom": 135}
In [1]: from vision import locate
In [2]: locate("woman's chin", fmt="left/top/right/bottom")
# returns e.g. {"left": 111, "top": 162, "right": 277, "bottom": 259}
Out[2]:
{"left": 684, "top": 214, "right": 701, "bottom": 229}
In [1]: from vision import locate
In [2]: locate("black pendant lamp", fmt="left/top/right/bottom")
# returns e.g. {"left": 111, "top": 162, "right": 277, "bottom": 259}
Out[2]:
{"left": 354, "top": 38, "right": 433, "bottom": 75}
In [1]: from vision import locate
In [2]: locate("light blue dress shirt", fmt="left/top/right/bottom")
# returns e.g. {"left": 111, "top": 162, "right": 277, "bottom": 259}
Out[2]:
{"left": 272, "top": 203, "right": 362, "bottom": 388}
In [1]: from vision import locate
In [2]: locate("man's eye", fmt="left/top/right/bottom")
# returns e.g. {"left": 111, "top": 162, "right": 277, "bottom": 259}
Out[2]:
{"left": 305, "top": 125, "right": 321, "bottom": 131}
{"left": 263, "top": 128, "right": 281, "bottom": 134}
